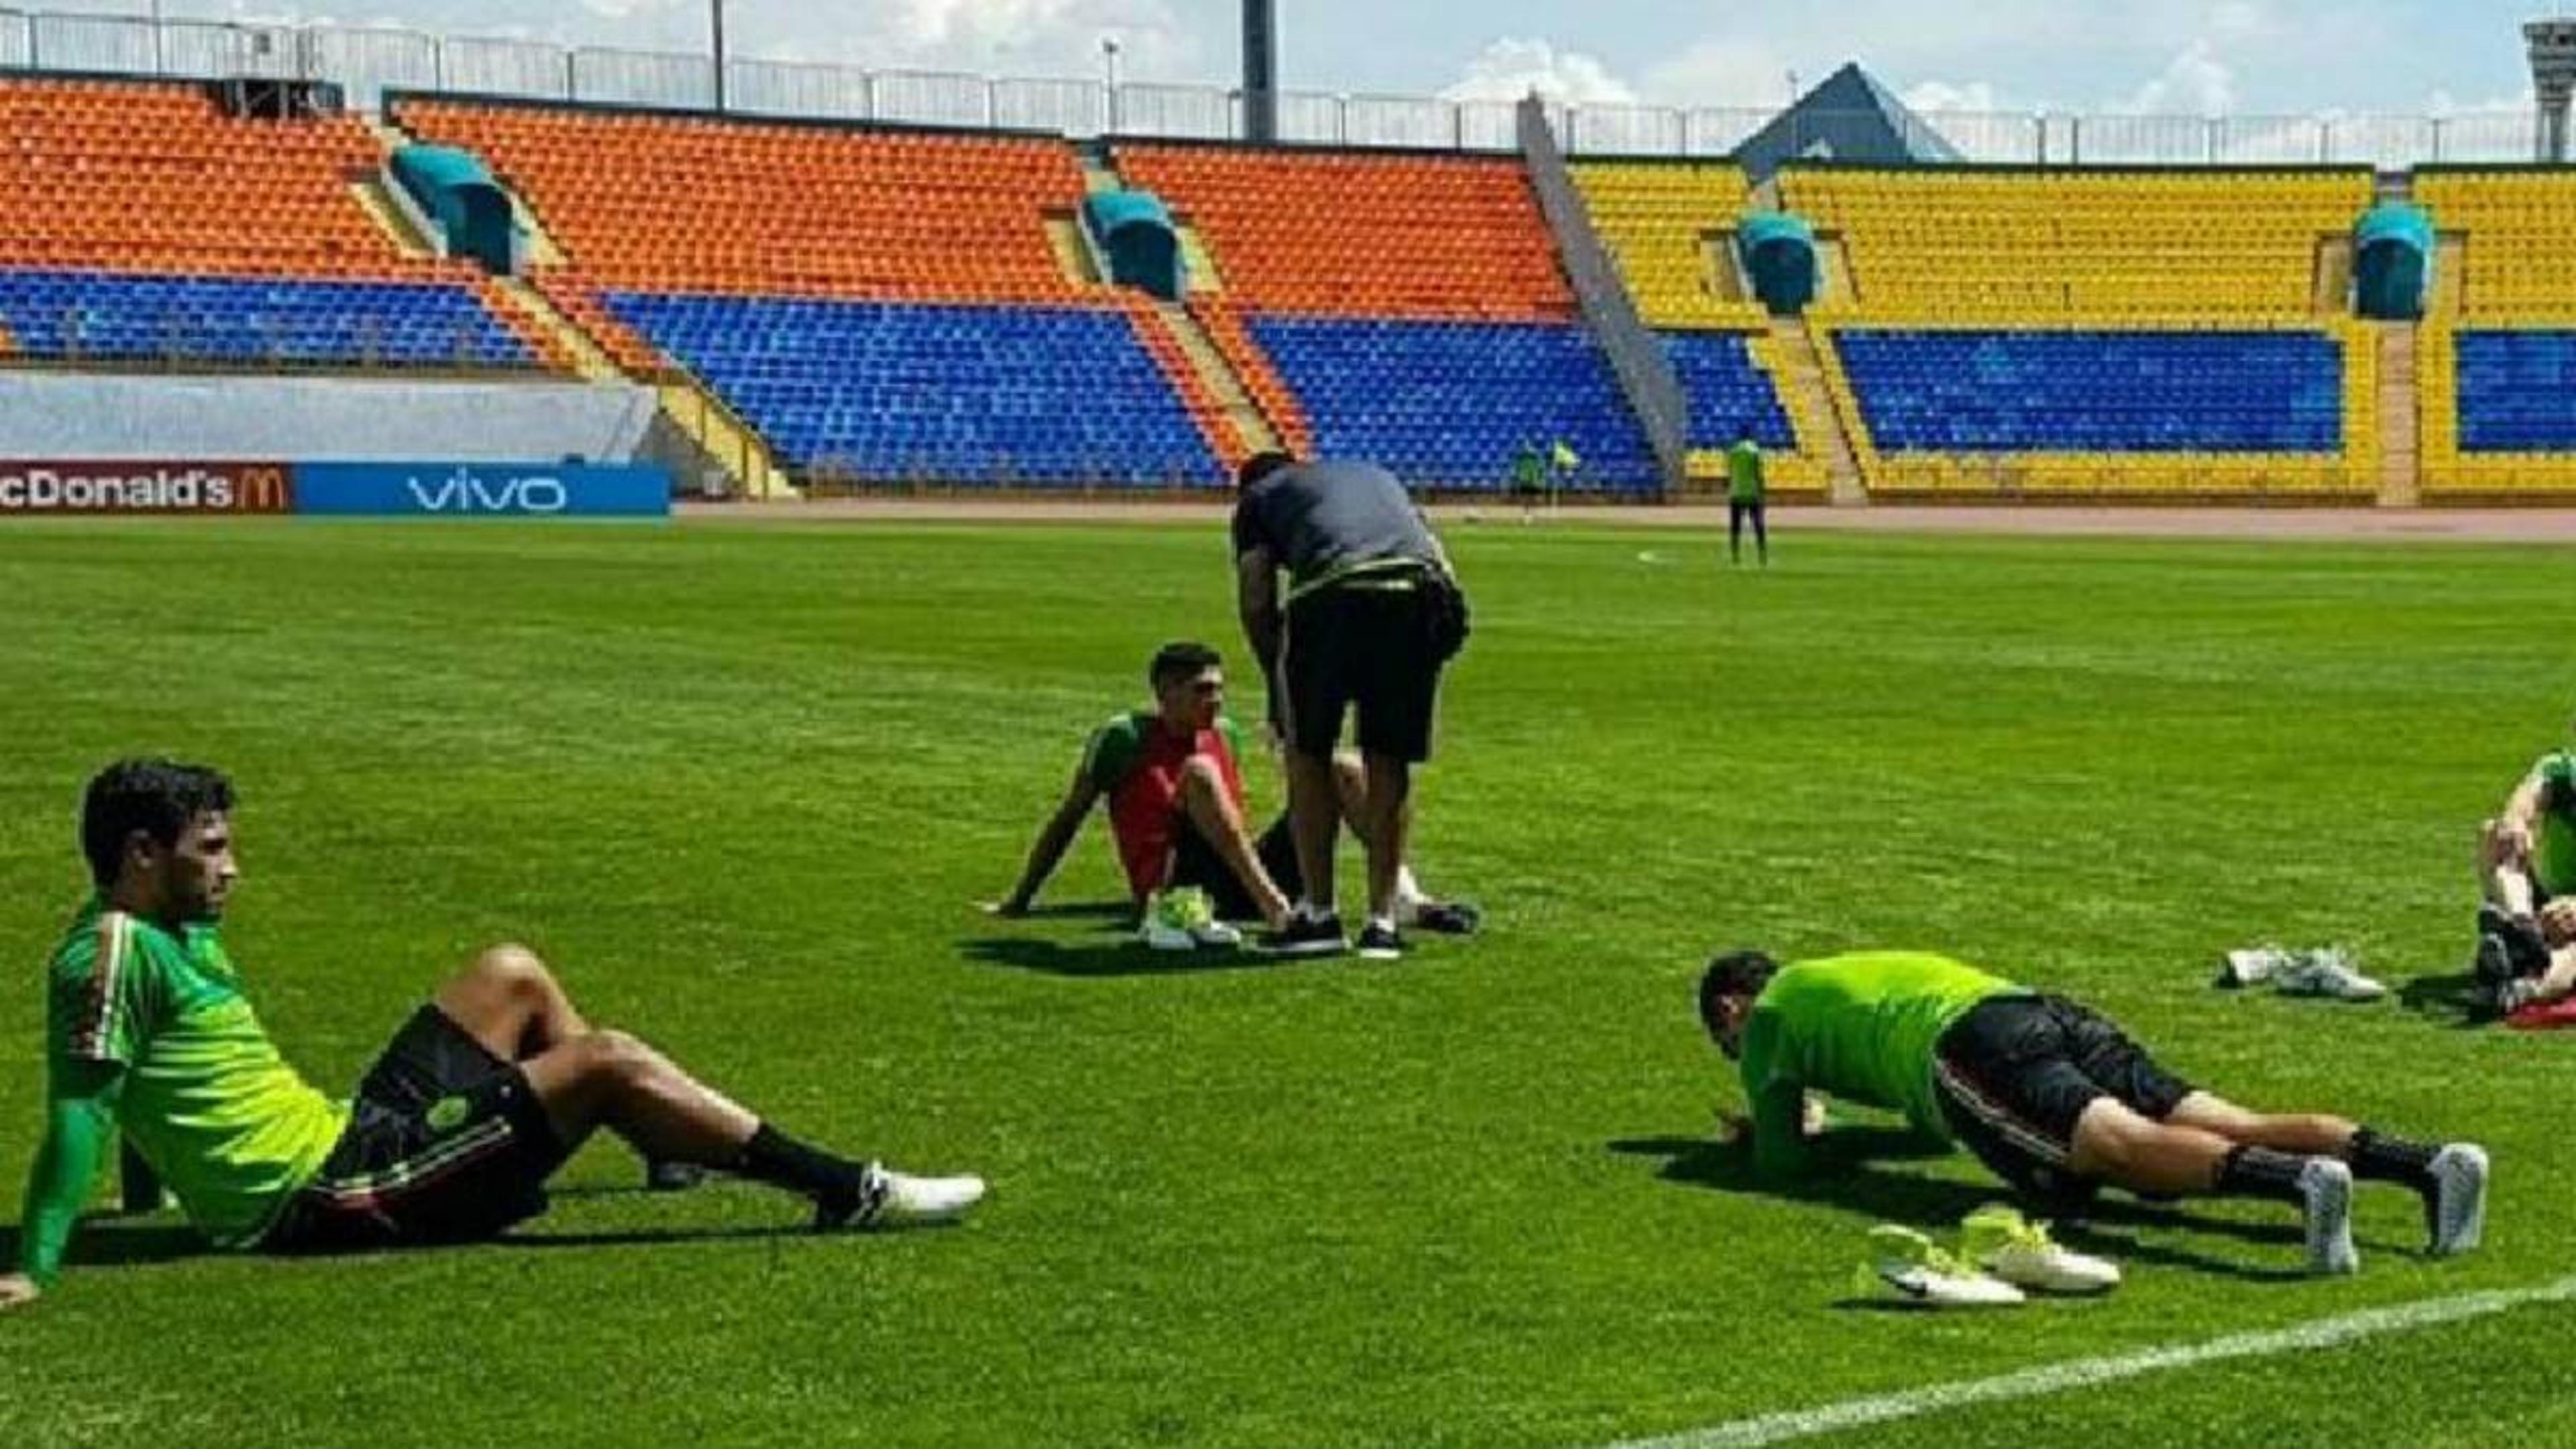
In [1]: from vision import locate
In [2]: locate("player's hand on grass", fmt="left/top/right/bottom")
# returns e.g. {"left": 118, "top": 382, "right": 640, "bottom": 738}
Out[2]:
{"left": 981, "top": 896, "right": 1032, "bottom": 920}
{"left": 0, "top": 1274, "right": 39, "bottom": 1312}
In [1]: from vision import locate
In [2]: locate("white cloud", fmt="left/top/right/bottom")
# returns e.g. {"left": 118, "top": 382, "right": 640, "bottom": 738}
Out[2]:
{"left": 2117, "top": 40, "right": 2235, "bottom": 115}
{"left": 1440, "top": 38, "right": 1638, "bottom": 106}
{"left": 1637, "top": 36, "right": 1797, "bottom": 110}
{"left": 1903, "top": 78, "right": 2002, "bottom": 113}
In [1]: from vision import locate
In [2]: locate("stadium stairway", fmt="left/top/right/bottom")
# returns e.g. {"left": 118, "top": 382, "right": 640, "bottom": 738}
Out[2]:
{"left": 1764, "top": 317, "right": 1868, "bottom": 504}
{"left": 1081, "top": 144, "right": 1289, "bottom": 468}
{"left": 2375, "top": 321, "right": 2420, "bottom": 506}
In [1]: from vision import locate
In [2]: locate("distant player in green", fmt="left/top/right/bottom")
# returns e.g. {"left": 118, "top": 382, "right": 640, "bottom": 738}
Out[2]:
{"left": 1725, "top": 431, "right": 1768, "bottom": 567}
{"left": 2472, "top": 740, "right": 2576, "bottom": 1014}
{"left": 1695, "top": 949, "right": 2488, "bottom": 1275}
{"left": 992, "top": 642, "right": 1477, "bottom": 947}
{"left": 2, "top": 759, "right": 983, "bottom": 1311}
{"left": 1510, "top": 441, "right": 1547, "bottom": 524}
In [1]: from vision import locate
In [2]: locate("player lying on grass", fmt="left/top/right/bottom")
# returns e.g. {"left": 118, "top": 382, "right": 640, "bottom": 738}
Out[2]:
{"left": 991, "top": 641, "right": 1477, "bottom": 950}
{"left": 1696, "top": 949, "right": 2489, "bottom": 1284}
{"left": 2472, "top": 742, "right": 2576, "bottom": 1014}
{"left": 1, "top": 759, "right": 982, "bottom": 1312}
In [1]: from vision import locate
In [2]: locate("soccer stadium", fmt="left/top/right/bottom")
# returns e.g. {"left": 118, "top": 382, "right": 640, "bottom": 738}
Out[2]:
{"left": 6, "top": 2, "right": 2576, "bottom": 1446}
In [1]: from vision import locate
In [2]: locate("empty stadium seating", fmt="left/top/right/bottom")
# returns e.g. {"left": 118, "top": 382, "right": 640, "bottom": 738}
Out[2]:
{"left": 0, "top": 76, "right": 545, "bottom": 371}
{"left": 1784, "top": 166, "right": 2369, "bottom": 319}
{"left": 1833, "top": 329, "right": 2343, "bottom": 451}
{"left": 1660, "top": 331, "right": 1797, "bottom": 450}
{"left": 610, "top": 292, "right": 1216, "bottom": 482}
{"left": 1114, "top": 144, "right": 1574, "bottom": 320}
{"left": 1246, "top": 314, "right": 1656, "bottom": 488}
{"left": 396, "top": 99, "right": 1235, "bottom": 486}
{"left": 1116, "top": 143, "right": 1658, "bottom": 489}
{"left": 0, "top": 270, "right": 529, "bottom": 367}
{"left": 2408, "top": 173, "right": 2576, "bottom": 495}
{"left": 1570, "top": 161, "right": 1770, "bottom": 330}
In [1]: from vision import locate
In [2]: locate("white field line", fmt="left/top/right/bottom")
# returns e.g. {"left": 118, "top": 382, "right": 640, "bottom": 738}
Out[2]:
{"left": 1601, "top": 1275, "right": 2576, "bottom": 1449}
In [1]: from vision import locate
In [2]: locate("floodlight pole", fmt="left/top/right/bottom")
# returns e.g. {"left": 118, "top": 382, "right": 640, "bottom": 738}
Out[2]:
{"left": 710, "top": 0, "right": 728, "bottom": 111}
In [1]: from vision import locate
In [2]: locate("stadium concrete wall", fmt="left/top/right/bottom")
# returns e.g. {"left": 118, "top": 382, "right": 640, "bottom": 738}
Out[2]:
{"left": 0, "top": 372, "right": 668, "bottom": 465}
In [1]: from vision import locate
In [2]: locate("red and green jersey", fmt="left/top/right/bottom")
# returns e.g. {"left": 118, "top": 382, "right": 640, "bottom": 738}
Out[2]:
{"left": 1082, "top": 711, "right": 1251, "bottom": 898}
{"left": 1737, "top": 951, "right": 2021, "bottom": 1180}
{"left": 38, "top": 898, "right": 346, "bottom": 1252}
{"left": 2534, "top": 751, "right": 2576, "bottom": 898}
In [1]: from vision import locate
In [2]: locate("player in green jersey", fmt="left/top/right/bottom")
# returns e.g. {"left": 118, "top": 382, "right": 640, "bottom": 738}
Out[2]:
{"left": 3, "top": 759, "right": 983, "bottom": 1311}
{"left": 1695, "top": 949, "right": 2488, "bottom": 1276}
{"left": 2473, "top": 744, "right": 2576, "bottom": 1014}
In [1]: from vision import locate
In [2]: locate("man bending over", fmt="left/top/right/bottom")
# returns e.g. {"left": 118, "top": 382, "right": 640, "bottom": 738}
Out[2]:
{"left": 3, "top": 759, "right": 981, "bottom": 1311}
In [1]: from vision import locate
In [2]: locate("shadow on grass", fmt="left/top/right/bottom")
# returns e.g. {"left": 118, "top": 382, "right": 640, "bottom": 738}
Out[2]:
{"left": 1611, "top": 1132, "right": 2317, "bottom": 1285}
{"left": 998, "top": 901, "right": 1138, "bottom": 924}
{"left": 961, "top": 936, "right": 1289, "bottom": 979}
{"left": 2398, "top": 970, "right": 2491, "bottom": 1030}
{"left": 59, "top": 1221, "right": 207, "bottom": 1269}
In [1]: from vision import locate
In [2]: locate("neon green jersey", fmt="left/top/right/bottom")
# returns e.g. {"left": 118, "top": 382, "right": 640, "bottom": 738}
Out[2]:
{"left": 46, "top": 898, "right": 347, "bottom": 1248}
{"left": 1726, "top": 441, "right": 1766, "bottom": 504}
{"left": 1735, "top": 951, "right": 2021, "bottom": 1180}
{"left": 2533, "top": 752, "right": 2576, "bottom": 898}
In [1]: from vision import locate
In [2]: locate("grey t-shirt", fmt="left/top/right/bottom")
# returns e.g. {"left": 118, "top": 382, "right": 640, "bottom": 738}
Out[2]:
{"left": 1230, "top": 460, "right": 1442, "bottom": 589}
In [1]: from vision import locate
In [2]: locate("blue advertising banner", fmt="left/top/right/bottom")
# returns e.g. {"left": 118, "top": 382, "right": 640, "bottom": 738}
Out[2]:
{"left": 293, "top": 462, "right": 671, "bottom": 518}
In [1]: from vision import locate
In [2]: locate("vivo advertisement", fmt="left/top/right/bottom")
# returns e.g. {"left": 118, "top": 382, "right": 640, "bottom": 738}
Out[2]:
{"left": 292, "top": 462, "right": 672, "bottom": 519}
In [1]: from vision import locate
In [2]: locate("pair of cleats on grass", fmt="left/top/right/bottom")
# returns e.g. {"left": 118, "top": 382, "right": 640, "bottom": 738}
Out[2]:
{"left": 1140, "top": 887, "right": 1481, "bottom": 961}
{"left": 1862, "top": 1206, "right": 2123, "bottom": 1308}
{"left": 2216, "top": 945, "right": 2386, "bottom": 1001}
{"left": 2473, "top": 904, "right": 2564, "bottom": 1017}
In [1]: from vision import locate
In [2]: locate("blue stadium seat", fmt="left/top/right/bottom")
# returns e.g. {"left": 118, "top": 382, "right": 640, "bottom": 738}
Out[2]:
{"left": 606, "top": 293, "right": 1220, "bottom": 486}
{"left": 1659, "top": 331, "right": 1796, "bottom": 450}
{"left": 1244, "top": 314, "right": 1658, "bottom": 490}
{"left": 1834, "top": 330, "right": 2343, "bottom": 453}
{"left": 2457, "top": 331, "right": 2576, "bottom": 452}
{"left": 0, "top": 269, "right": 532, "bottom": 368}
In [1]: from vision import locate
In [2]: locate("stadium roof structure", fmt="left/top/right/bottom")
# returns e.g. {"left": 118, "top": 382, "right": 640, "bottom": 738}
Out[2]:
{"left": 1731, "top": 62, "right": 1964, "bottom": 182}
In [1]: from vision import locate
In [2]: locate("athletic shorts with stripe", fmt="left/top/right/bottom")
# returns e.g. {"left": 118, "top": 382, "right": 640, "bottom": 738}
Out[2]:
{"left": 261, "top": 1006, "right": 570, "bottom": 1253}
{"left": 1930, "top": 994, "right": 2194, "bottom": 1211}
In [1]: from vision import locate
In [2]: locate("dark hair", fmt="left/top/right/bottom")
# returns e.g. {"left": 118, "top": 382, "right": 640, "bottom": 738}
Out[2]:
{"left": 1698, "top": 950, "right": 1780, "bottom": 1036}
{"left": 81, "top": 759, "right": 234, "bottom": 888}
{"left": 1236, "top": 452, "right": 1295, "bottom": 490}
{"left": 1149, "top": 641, "right": 1223, "bottom": 691}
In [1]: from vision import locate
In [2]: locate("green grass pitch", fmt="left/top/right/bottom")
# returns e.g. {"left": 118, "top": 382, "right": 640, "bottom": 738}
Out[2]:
{"left": 3, "top": 517, "right": 2574, "bottom": 1449}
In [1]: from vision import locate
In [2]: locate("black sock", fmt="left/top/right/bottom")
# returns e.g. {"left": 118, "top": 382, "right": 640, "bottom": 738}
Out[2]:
{"left": 2348, "top": 1128, "right": 2440, "bottom": 1191}
{"left": 2214, "top": 1145, "right": 2312, "bottom": 1205}
{"left": 737, "top": 1123, "right": 870, "bottom": 1206}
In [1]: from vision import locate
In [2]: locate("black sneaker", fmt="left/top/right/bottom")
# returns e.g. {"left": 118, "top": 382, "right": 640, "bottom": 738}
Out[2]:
{"left": 1411, "top": 900, "right": 1483, "bottom": 936}
{"left": 1260, "top": 912, "right": 1346, "bottom": 959}
{"left": 1355, "top": 921, "right": 1406, "bottom": 961}
{"left": 645, "top": 1159, "right": 706, "bottom": 1193}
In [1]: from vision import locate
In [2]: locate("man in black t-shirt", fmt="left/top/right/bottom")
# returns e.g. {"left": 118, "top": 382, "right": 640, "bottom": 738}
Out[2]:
{"left": 1231, "top": 453, "right": 1468, "bottom": 961}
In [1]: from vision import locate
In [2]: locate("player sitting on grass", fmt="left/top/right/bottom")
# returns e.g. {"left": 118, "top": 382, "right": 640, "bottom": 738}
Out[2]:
{"left": 2472, "top": 742, "right": 2576, "bottom": 1016}
{"left": 1, "top": 759, "right": 982, "bottom": 1312}
{"left": 991, "top": 641, "right": 1476, "bottom": 951}
{"left": 1696, "top": 949, "right": 2488, "bottom": 1293}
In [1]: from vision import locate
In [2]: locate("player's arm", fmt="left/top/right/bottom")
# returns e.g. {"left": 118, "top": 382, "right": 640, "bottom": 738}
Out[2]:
{"left": 2498, "top": 765, "right": 2553, "bottom": 860}
{"left": 1236, "top": 546, "right": 1282, "bottom": 678}
{"left": 7, "top": 1060, "right": 125, "bottom": 1305}
{"left": 996, "top": 761, "right": 1102, "bottom": 917}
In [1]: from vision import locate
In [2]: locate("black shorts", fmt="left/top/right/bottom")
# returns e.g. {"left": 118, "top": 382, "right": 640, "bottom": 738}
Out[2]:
{"left": 1929, "top": 994, "right": 2195, "bottom": 1210}
{"left": 1280, "top": 580, "right": 1444, "bottom": 763}
{"left": 262, "top": 1006, "right": 569, "bottom": 1254}
{"left": 1169, "top": 813, "right": 1301, "bottom": 921}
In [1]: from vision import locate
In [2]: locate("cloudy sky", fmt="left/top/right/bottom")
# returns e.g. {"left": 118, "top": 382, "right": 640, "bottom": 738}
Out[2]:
{"left": 146, "top": 0, "right": 2551, "bottom": 116}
